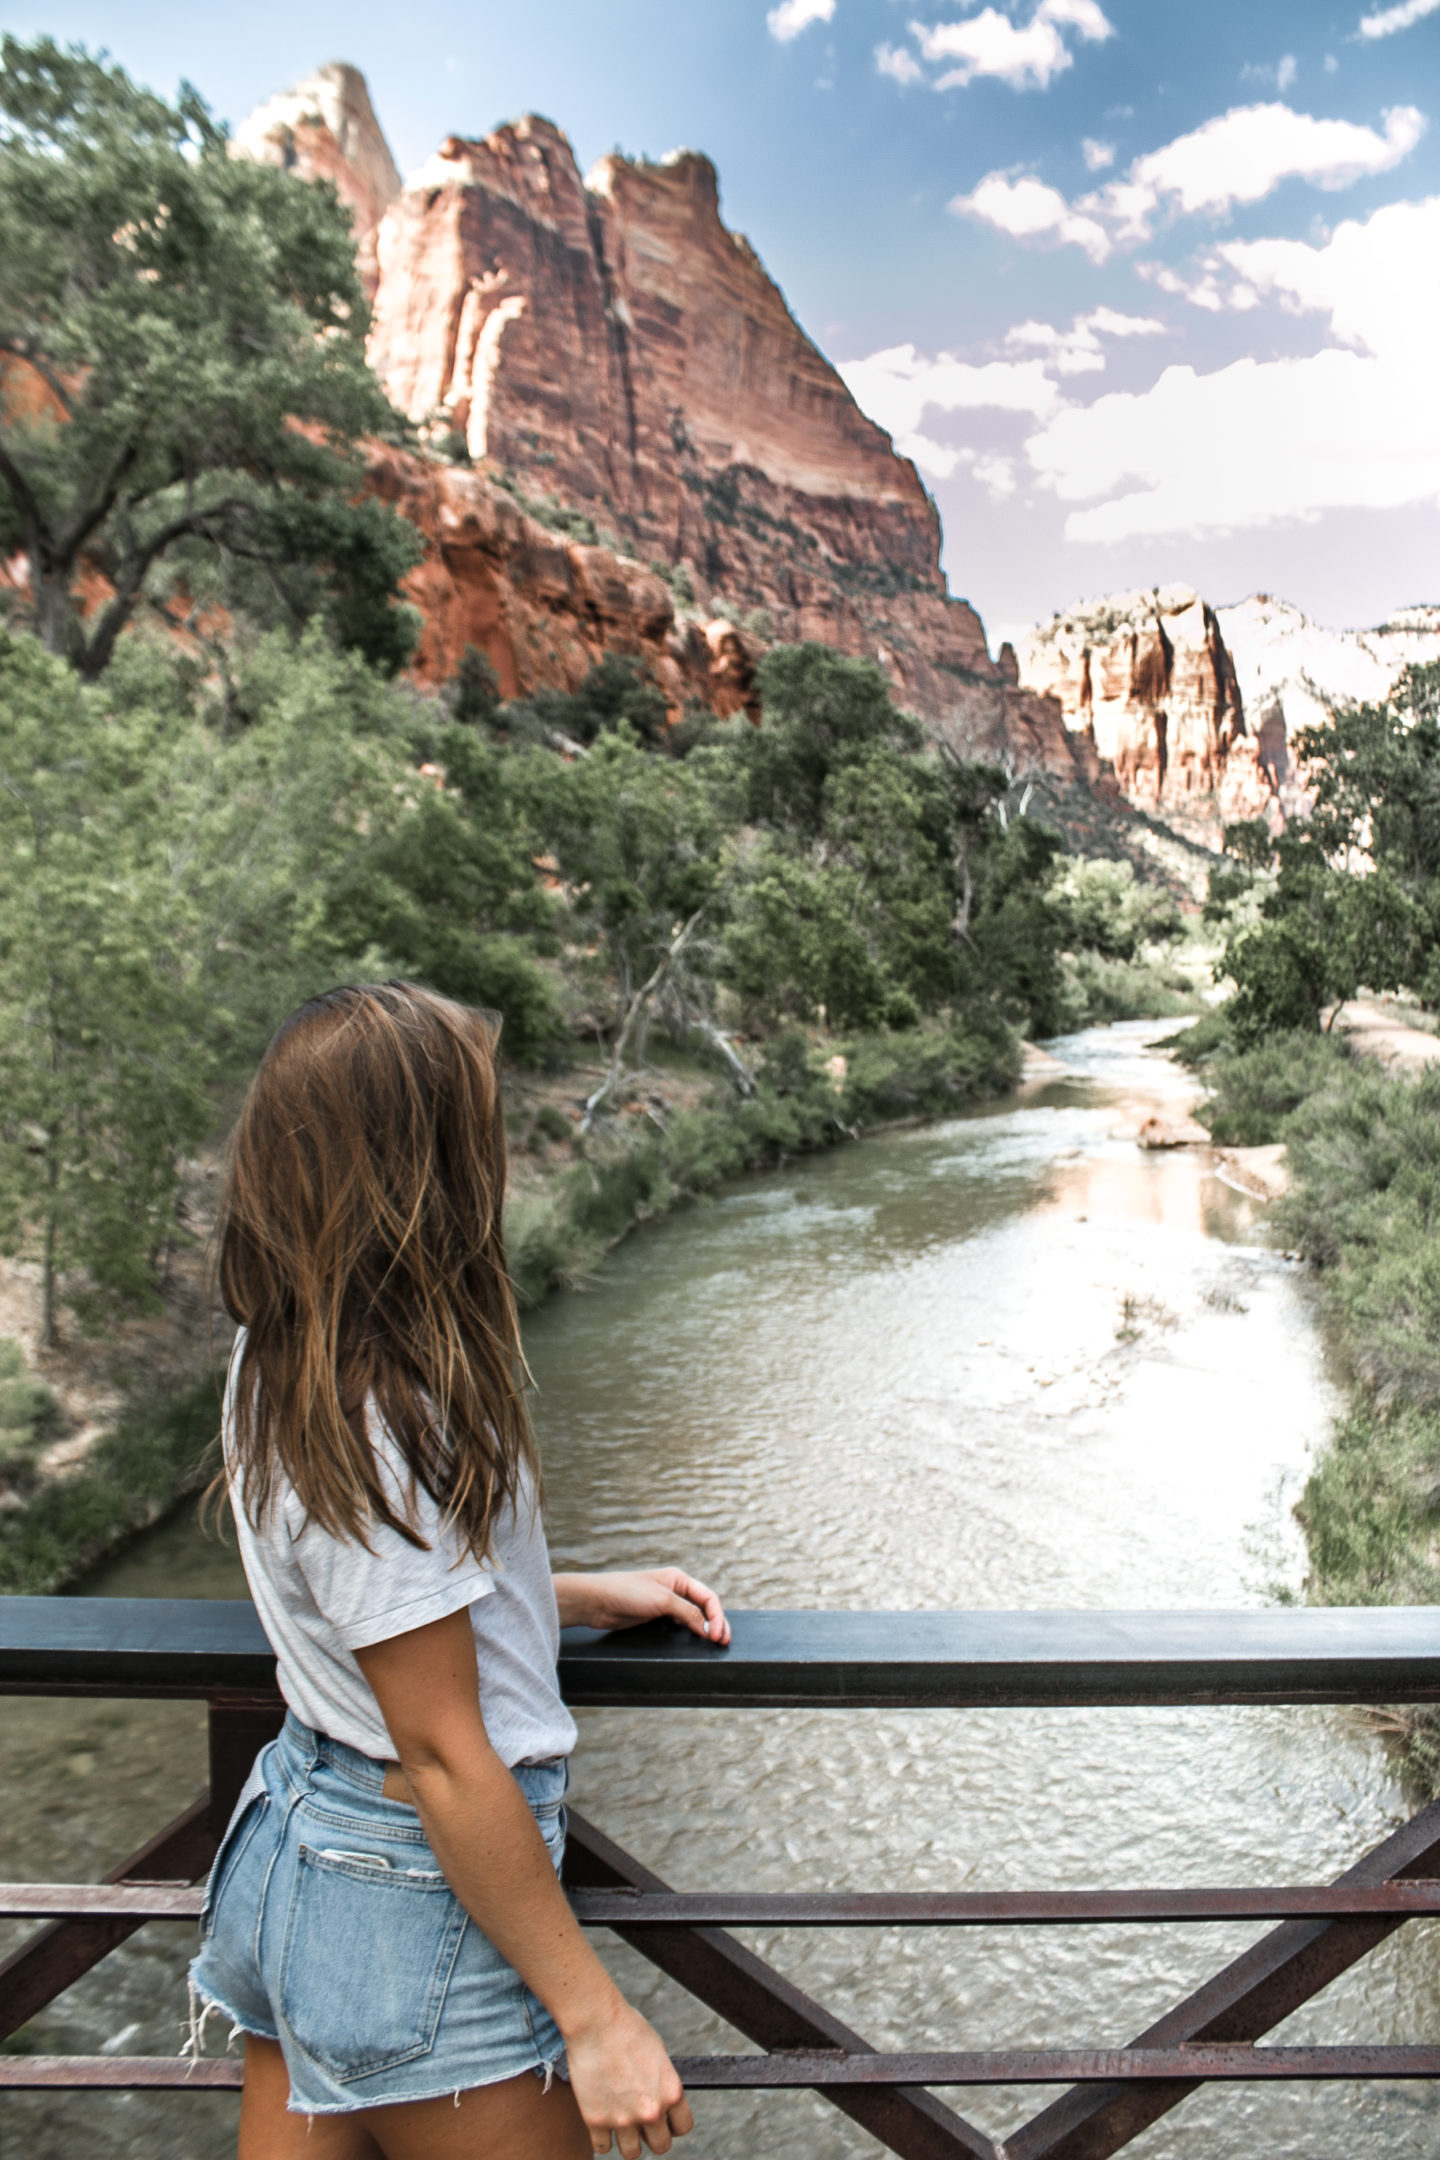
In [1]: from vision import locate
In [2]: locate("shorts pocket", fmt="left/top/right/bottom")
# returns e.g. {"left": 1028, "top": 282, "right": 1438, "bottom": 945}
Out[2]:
{"left": 278, "top": 1843, "right": 467, "bottom": 2081}
{"left": 200, "top": 1792, "right": 270, "bottom": 1946}
{"left": 534, "top": 1801, "right": 567, "bottom": 1873}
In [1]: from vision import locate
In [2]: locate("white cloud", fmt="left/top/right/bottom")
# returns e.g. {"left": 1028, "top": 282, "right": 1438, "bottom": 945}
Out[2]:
{"left": 1358, "top": 0, "right": 1440, "bottom": 36}
{"left": 908, "top": 0, "right": 1112, "bottom": 92}
{"left": 1005, "top": 306, "right": 1164, "bottom": 374}
{"left": 1023, "top": 194, "right": 1440, "bottom": 540}
{"left": 972, "top": 452, "right": 1020, "bottom": 497}
{"left": 959, "top": 102, "right": 1427, "bottom": 261}
{"left": 837, "top": 342, "right": 1062, "bottom": 476}
{"left": 875, "top": 40, "right": 924, "bottom": 84}
{"left": 839, "top": 308, "right": 1166, "bottom": 480}
{"left": 767, "top": 0, "right": 834, "bottom": 42}
{"left": 951, "top": 171, "right": 1112, "bottom": 259}
{"left": 1082, "top": 136, "right": 1115, "bottom": 170}
{"left": 1118, "top": 101, "right": 1424, "bottom": 222}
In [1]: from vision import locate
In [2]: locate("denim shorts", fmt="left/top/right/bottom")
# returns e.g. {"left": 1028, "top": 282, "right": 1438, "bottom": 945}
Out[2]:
{"left": 188, "top": 1711, "right": 569, "bottom": 2114}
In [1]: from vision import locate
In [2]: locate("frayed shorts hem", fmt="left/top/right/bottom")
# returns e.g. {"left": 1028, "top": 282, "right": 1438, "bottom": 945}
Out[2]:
{"left": 275, "top": 2048, "right": 569, "bottom": 2116}
{"left": 185, "top": 1973, "right": 279, "bottom": 2053}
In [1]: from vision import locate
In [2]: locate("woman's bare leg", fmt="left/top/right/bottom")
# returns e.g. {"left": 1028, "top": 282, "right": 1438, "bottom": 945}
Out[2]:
{"left": 361, "top": 2072, "right": 594, "bottom": 2160}
{"left": 238, "top": 2036, "right": 384, "bottom": 2160}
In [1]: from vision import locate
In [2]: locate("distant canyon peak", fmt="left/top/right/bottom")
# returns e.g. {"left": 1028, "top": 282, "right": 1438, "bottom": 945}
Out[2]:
{"left": 1018, "top": 588, "right": 1440, "bottom": 838}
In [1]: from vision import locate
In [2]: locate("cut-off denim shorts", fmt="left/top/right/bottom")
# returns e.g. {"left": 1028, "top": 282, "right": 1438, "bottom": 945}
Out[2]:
{"left": 188, "top": 1710, "right": 569, "bottom": 2114}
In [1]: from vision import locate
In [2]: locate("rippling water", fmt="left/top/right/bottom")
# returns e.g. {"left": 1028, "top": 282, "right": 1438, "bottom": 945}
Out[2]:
{"left": 5, "top": 1021, "right": 1436, "bottom": 2158}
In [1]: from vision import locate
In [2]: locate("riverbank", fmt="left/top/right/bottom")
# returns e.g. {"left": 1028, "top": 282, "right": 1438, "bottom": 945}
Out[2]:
{"left": 1188, "top": 1028, "right": 1440, "bottom": 1796}
{"left": 0, "top": 1011, "right": 1022, "bottom": 1596}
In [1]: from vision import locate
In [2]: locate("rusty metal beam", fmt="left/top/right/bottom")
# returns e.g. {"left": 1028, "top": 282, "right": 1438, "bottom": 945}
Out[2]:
{"left": 1006, "top": 1796, "right": 1440, "bottom": 2160}
{"left": 7, "top": 2044, "right": 1440, "bottom": 2094}
{"left": 563, "top": 1808, "right": 999, "bottom": 2160}
{"left": 0, "top": 2056, "right": 243, "bottom": 2089}
{"left": 206, "top": 1693, "right": 284, "bottom": 1838}
{"left": 5, "top": 1880, "right": 1440, "bottom": 1927}
{"left": 0, "top": 1796, "right": 214, "bottom": 2045}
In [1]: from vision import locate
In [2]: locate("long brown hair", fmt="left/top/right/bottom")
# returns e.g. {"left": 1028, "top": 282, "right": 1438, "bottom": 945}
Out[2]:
{"left": 217, "top": 981, "right": 537, "bottom": 1557}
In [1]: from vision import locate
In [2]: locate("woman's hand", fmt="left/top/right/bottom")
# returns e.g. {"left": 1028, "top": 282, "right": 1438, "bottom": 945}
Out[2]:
{"left": 564, "top": 1994, "right": 695, "bottom": 2157}
{"left": 554, "top": 1567, "right": 731, "bottom": 1644}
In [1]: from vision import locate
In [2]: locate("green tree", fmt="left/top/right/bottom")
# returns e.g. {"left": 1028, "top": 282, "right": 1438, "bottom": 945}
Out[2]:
{"left": 0, "top": 38, "right": 422, "bottom": 677}
{"left": 445, "top": 645, "right": 503, "bottom": 731}
{"left": 1050, "top": 856, "right": 1182, "bottom": 961}
{"left": 1220, "top": 664, "right": 1440, "bottom": 1042}
{"left": 0, "top": 632, "right": 212, "bottom": 1340}
{"left": 323, "top": 721, "right": 563, "bottom": 1064}
{"left": 741, "top": 643, "right": 922, "bottom": 838}
{"left": 518, "top": 727, "right": 726, "bottom": 1031}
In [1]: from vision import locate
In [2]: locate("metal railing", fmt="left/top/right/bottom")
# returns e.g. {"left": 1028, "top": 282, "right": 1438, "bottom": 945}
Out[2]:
{"left": 3, "top": 1597, "right": 1440, "bottom": 2160}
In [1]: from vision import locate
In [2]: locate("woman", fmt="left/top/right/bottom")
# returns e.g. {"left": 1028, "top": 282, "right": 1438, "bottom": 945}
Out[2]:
{"left": 189, "top": 982, "right": 729, "bottom": 2160}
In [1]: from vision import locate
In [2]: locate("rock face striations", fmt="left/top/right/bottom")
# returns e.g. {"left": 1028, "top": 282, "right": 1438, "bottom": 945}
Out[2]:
{"left": 1020, "top": 587, "right": 1440, "bottom": 830}
{"left": 234, "top": 73, "right": 1099, "bottom": 791}
{"left": 370, "top": 123, "right": 937, "bottom": 593}
{"left": 1019, "top": 586, "right": 1269, "bottom": 833}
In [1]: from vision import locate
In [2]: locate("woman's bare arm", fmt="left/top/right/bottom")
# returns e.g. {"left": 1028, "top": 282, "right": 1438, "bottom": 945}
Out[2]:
{"left": 553, "top": 1567, "right": 730, "bottom": 1642}
{"left": 354, "top": 1609, "right": 691, "bottom": 2159}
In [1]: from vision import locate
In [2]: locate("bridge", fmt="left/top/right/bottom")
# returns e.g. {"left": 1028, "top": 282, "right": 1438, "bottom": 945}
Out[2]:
{"left": 3, "top": 1598, "right": 1440, "bottom": 2158}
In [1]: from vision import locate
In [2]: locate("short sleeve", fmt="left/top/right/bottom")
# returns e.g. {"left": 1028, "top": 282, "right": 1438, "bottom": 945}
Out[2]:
{"left": 292, "top": 1417, "right": 493, "bottom": 1653}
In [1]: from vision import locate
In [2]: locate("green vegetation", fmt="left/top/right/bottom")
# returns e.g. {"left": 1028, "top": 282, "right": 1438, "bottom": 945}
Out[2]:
{"left": 0, "top": 1370, "right": 221, "bottom": 1593}
{"left": 1207, "top": 661, "right": 1440, "bottom": 1044}
{"left": 1192, "top": 1033, "right": 1440, "bottom": 1793}
{"left": 1179, "top": 669, "right": 1440, "bottom": 1793}
{"left": 0, "top": 39, "right": 421, "bottom": 677}
{"left": 0, "top": 1337, "right": 62, "bottom": 1487}
{"left": 0, "top": 36, "right": 1198, "bottom": 1587}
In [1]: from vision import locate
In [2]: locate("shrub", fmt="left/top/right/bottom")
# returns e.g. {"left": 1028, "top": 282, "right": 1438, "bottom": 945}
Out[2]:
{"left": 1193, "top": 1030, "right": 1355, "bottom": 1146}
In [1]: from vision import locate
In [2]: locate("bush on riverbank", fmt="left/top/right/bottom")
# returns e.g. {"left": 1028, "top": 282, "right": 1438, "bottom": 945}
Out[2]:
{"left": 0, "top": 1374, "right": 221, "bottom": 1595}
{"left": 1197, "top": 1036, "right": 1440, "bottom": 1792}
{"left": 1190, "top": 1029, "right": 1356, "bottom": 1145}
{"left": 506, "top": 1013, "right": 1020, "bottom": 1306}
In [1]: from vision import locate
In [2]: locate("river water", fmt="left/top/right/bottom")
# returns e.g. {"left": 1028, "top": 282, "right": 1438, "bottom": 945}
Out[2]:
{"left": 4, "top": 1021, "right": 1437, "bottom": 2158}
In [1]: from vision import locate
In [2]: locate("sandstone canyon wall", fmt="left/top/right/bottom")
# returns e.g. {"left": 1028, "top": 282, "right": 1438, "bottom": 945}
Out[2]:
{"left": 1218, "top": 595, "right": 1440, "bottom": 817}
{"left": 236, "top": 72, "right": 1101, "bottom": 796}
{"left": 233, "top": 63, "right": 401, "bottom": 297}
{"left": 1020, "top": 587, "right": 1440, "bottom": 833}
{"left": 1018, "top": 586, "right": 1272, "bottom": 835}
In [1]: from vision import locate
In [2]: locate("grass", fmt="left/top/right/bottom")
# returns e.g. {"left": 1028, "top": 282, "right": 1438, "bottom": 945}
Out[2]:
{"left": 1195, "top": 1033, "right": 1440, "bottom": 1792}
{"left": 0, "top": 1370, "right": 222, "bottom": 1595}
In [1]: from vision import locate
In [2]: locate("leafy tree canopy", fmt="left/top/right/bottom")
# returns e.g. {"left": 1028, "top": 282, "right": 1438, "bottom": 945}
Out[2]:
{"left": 0, "top": 37, "right": 422, "bottom": 677}
{"left": 1219, "top": 663, "right": 1440, "bottom": 1044}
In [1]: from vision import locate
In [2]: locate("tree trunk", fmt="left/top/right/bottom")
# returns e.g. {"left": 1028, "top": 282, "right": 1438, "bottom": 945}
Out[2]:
{"left": 582, "top": 905, "right": 708, "bottom": 1134}
{"left": 40, "top": 1140, "right": 58, "bottom": 1351}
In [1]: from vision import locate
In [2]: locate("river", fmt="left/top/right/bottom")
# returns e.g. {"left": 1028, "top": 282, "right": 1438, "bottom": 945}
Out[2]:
{"left": 4, "top": 1020, "right": 1436, "bottom": 2158}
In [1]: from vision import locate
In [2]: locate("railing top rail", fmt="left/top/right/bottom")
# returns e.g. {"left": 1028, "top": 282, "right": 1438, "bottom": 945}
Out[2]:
{"left": 3, "top": 1597, "right": 1440, "bottom": 1706}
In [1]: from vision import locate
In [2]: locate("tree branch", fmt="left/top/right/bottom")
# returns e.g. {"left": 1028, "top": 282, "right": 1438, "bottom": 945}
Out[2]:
{"left": 581, "top": 903, "right": 709, "bottom": 1134}
{"left": 78, "top": 496, "right": 250, "bottom": 678}
{"left": 0, "top": 435, "right": 46, "bottom": 540}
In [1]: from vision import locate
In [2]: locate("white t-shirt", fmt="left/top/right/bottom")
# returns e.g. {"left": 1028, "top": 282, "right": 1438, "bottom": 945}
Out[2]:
{"left": 224, "top": 1333, "right": 577, "bottom": 1767}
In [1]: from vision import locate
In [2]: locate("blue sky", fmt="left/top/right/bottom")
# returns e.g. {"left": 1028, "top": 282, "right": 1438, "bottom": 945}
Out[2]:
{"left": 6, "top": 0, "right": 1439, "bottom": 644}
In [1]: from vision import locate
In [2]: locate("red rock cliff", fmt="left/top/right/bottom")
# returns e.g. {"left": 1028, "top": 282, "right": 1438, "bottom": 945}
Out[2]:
{"left": 237, "top": 75, "right": 1102, "bottom": 797}
{"left": 1019, "top": 586, "right": 1271, "bottom": 832}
